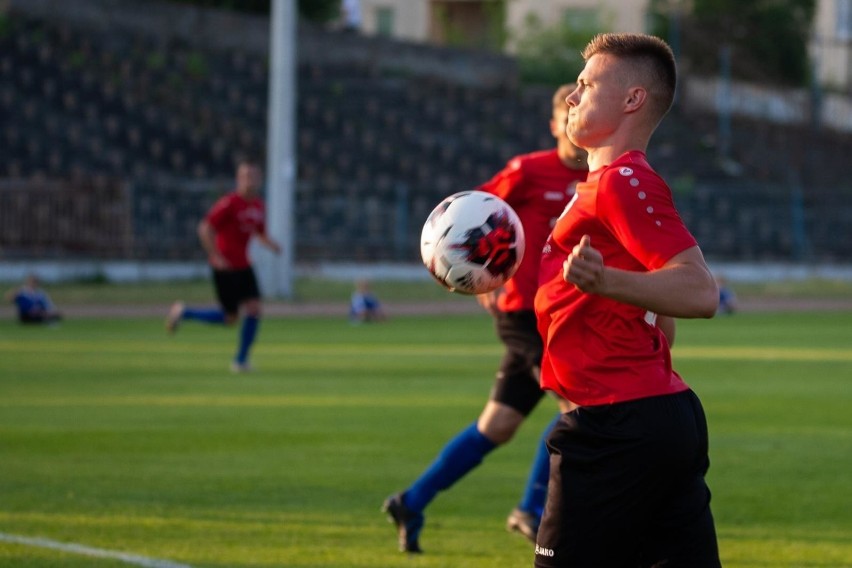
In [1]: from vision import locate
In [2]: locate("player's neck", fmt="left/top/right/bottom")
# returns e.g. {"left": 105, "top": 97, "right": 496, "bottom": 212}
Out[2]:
{"left": 586, "top": 140, "right": 649, "bottom": 171}
{"left": 585, "top": 124, "right": 651, "bottom": 171}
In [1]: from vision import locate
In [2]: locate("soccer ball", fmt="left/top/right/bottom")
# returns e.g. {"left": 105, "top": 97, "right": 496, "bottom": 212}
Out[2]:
{"left": 420, "top": 190, "right": 525, "bottom": 295}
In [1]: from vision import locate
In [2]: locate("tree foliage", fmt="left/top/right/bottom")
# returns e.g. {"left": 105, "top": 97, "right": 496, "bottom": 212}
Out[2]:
{"left": 513, "top": 14, "right": 601, "bottom": 87}
{"left": 649, "top": 0, "right": 817, "bottom": 87}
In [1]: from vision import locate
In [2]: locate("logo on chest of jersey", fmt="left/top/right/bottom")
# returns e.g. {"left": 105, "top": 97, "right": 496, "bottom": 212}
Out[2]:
{"left": 240, "top": 207, "right": 264, "bottom": 223}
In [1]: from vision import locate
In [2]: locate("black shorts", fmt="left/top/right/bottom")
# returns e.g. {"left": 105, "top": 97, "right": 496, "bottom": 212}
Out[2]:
{"left": 535, "top": 390, "right": 721, "bottom": 568}
{"left": 212, "top": 267, "right": 260, "bottom": 315}
{"left": 489, "top": 310, "right": 545, "bottom": 416}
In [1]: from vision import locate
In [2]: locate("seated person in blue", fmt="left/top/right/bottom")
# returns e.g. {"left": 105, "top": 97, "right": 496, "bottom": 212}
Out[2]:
{"left": 716, "top": 274, "right": 737, "bottom": 315}
{"left": 350, "top": 279, "right": 385, "bottom": 323}
{"left": 4, "top": 274, "right": 62, "bottom": 324}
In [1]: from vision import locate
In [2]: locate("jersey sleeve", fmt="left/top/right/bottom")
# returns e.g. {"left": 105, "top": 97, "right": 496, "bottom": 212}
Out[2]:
{"left": 596, "top": 168, "right": 697, "bottom": 269}
{"left": 477, "top": 157, "right": 525, "bottom": 204}
{"left": 205, "top": 195, "right": 232, "bottom": 230}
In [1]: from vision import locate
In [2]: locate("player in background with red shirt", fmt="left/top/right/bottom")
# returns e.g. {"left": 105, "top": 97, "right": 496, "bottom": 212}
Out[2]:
{"left": 166, "top": 157, "right": 281, "bottom": 373}
{"left": 383, "top": 86, "right": 588, "bottom": 553}
{"left": 533, "top": 34, "right": 721, "bottom": 567}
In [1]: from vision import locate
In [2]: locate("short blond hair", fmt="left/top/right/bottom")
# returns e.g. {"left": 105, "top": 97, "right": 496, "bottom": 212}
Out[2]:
{"left": 582, "top": 33, "right": 676, "bottom": 122}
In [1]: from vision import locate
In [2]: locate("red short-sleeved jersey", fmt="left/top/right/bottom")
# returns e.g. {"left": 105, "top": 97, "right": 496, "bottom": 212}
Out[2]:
{"left": 535, "top": 151, "right": 697, "bottom": 406}
{"left": 478, "top": 149, "right": 587, "bottom": 312}
{"left": 205, "top": 192, "right": 267, "bottom": 269}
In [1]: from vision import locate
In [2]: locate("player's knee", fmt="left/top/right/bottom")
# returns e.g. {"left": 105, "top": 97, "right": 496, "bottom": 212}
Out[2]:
{"left": 483, "top": 424, "right": 518, "bottom": 445}
{"left": 243, "top": 299, "right": 261, "bottom": 317}
{"left": 224, "top": 312, "right": 239, "bottom": 325}
{"left": 477, "top": 411, "right": 524, "bottom": 445}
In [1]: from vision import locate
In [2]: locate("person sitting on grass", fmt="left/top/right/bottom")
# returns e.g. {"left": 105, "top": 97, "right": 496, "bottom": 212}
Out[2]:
{"left": 5, "top": 273, "right": 62, "bottom": 324}
{"left": 349, "top": 279, "right": 385, "bottom": 323}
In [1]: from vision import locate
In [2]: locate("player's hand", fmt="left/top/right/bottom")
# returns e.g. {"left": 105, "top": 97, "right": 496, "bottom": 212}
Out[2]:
{"left": 260, "top": 235, "right": 282, "bottom": 255}
{"left": 210, "top": 252, "right": 230, "bottom": 270}
{"left": 563, "top": 235, "right": 605, "bottom": 293}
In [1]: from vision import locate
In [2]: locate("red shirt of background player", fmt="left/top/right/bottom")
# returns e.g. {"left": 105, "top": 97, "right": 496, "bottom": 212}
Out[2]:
{"left": 478, "top": 149, "right": 587, "bottom": 312}
{"left": 535, "top": 151, "right": 697, "bottom": 406}
{"left": 204, "top": 192, "right": 267, "bottom": 270}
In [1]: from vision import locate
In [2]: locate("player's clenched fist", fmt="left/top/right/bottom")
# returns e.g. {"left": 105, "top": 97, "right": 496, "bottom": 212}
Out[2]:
{"left": 562, "top": 235, "right": 604, "bottom": 293}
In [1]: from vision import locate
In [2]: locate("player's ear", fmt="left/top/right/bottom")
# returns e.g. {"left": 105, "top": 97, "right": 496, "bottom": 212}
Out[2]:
{"left": 624, "top": 87, "right": 647, "bottom": 113}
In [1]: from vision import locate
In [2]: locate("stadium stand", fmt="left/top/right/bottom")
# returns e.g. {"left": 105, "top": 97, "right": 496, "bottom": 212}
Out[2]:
{"left": 1, "top": 1, "right": 850, "bottom": 263}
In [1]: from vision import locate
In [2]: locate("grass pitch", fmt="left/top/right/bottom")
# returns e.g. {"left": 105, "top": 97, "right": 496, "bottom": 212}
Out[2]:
{"left": 0, "top": 309, "right": 851, "bottom": 567}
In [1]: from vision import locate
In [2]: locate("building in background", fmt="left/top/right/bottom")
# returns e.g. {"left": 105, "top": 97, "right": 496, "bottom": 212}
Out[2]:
{"left": 358, "top": 0, "right": 647, "bottom": 48}
{"left": 355, "top": 0, "right": 852, "bottom": 91}
{"left": 813, "top": 0, "right": 852, "bottom": 90}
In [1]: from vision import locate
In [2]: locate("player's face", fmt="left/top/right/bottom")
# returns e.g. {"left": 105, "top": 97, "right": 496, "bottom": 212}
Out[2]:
{"left": 565, "top": 54, "right": 627, "bottom": 150}
{"left": 551, "top": 104, "right": 588, "bottom": 164}
{"left": 550, "top": 104, "right": 570, "bottom": 140}
{"left": 236, "top": 164, "right": 263, "bottom": 196}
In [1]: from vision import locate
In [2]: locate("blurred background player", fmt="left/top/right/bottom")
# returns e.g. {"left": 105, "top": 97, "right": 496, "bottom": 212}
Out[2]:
{"left": 166, "top": 156, "right": 281, "bottom": 372}
{"left": 4, "top": 273, "right": 62, "bottom": 324}
{"left": 382, "top": 85, "right": 588, "bottom": 553}
{"left": 349, "top": 279, "right": 385, "bottom": 323}
{"left": 716, "top": 274, "right": 737, "bottom": 314}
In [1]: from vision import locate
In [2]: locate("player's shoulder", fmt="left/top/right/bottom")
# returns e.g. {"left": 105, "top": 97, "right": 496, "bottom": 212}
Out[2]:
{"left": 512, "top": 149, "right": 558, "bottom": 169}
{"left": 599, "top": 152, "right": 664, "bottom": 190}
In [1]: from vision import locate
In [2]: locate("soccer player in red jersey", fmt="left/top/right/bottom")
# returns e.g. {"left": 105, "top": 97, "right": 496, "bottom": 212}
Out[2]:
{"left": 533, "top": 34, "right": 721, "bottom": 567}
{"left": 166, "top": 157, "right": 281, "bottom": 373}
{"left": 383, "top": 86, "right": 588, "bottom": 553}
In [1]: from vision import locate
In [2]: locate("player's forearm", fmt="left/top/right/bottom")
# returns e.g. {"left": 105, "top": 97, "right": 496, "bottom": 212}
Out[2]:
{"left": 258, "top": 234, "right": 281, "bottom": 253}
{"left": 197, "top": 221, "right": 218, "bottom": 256}
{"left": 601, "top": 262, "right": 718, "bottom": 319}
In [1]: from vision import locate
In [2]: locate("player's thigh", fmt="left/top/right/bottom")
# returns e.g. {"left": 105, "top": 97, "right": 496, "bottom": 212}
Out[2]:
{"left": 535, "top": 407, "right": 650, "bottom": 567}
{"left": 536, "top": 392, "right": 714, "bottom": 567}
{"left": 640, "top": 392, "right": 721, "bottom": 567}
{"left": 491, "top": 310, "right": 544, "bottom": 416}
{"left": 212, "top": 270, "right": 242, "bottom": 316}
{"left": 234, "top": 267, "right": 261, "bottom": 303}
{"left": 639, "top": 479, "right": 720, "bottom": 568}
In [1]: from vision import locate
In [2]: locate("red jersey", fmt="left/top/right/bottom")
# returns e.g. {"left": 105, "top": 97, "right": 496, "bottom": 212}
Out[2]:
{"left": 205, "top": 192, "right": 267, "bottom": 269}
{"left": 478, "top": 149, "right": 587, "bottom": 312}
{"left": 535, "top": 151, "right": 697, "bottom": 406}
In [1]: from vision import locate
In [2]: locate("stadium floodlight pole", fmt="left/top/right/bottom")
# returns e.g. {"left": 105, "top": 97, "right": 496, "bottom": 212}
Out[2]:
{"left": 261, "top": 0, "right": 297, "bottom": 299}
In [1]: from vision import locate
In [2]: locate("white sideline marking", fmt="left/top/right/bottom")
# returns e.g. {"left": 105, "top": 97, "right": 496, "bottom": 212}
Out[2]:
{"left": 0, "top": 532, "right": 194, "bottom": 568}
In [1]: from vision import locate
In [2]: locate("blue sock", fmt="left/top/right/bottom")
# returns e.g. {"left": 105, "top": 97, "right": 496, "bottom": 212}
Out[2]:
{"left": 182, "top": 307, "right": 226, "bottom": 324}
{"left": 404, "top": 421, "right": 497, "bottom": 513}
{"left": 518, "top": 413, "right": 561, "bottom": 519}
{"left": 235, "top": 316, "right": 259, "bottom": 364}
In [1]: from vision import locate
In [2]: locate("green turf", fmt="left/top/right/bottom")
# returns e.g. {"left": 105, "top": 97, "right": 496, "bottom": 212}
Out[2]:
{"left": 0, "top": 311, "right": 851, "bottom": 567}
{"left": 38, "top": 277, "right": 477, "bottom": 306}
{"left": 27, "top": 275, "right": 852, "bottom": 307}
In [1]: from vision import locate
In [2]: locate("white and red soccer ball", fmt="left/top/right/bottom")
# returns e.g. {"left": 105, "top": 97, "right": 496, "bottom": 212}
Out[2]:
{"left": 420, "top": 190, "right": 525, "bottom": 295}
